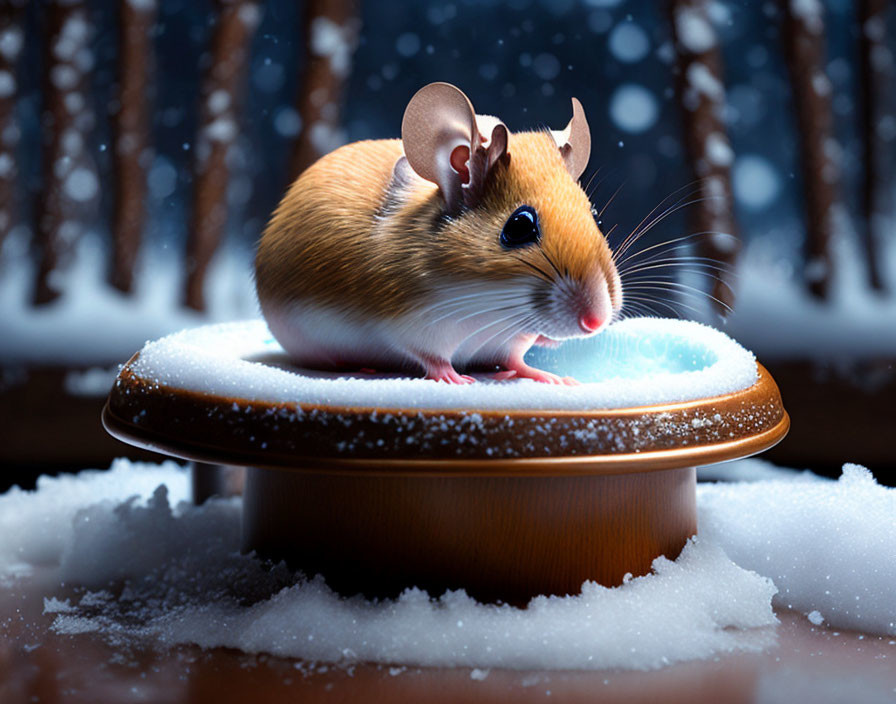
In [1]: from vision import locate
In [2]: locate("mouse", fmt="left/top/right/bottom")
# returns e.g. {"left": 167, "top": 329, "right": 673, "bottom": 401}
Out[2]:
{"left": 255, "top": 82, "right": 622, "bottom": 385}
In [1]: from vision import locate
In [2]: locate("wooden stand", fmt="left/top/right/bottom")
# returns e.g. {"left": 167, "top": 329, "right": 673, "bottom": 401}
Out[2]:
{"left": 242, "top": 464, "right": 696, "bottom": 603}
{"left": 103, "top": 342, "right": 787, "bottom": 603}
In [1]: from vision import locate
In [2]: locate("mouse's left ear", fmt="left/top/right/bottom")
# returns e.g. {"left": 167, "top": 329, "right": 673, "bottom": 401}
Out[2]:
{"left": 552, "top": 98, "right": 591, "bottom": 181}
{"left": 402, "top": 82, "right": 509, "bottom": 215}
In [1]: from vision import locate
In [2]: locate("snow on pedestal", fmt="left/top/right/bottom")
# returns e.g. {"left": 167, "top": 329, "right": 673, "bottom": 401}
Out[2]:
{"left": 126, "top": 317, "right": 757, "bottom": 411}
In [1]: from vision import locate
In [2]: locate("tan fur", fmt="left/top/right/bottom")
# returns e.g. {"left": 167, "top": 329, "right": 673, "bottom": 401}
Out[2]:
{"left": 256, "top": 131, "right": 618, "bottom": 321}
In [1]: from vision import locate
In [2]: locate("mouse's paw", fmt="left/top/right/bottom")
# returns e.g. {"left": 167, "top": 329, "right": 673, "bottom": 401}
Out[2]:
{"left": 501, "top": 361, "right": 579, "bottom": 386}
{"left": 533, "top": 334, "right": 562, "bottom": 349}
{"left": 423, "top": 359, "right": 475, "bottom": 384}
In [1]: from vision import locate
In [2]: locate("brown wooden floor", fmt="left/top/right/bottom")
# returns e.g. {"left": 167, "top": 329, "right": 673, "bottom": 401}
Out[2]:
{"left": 1, "top": 568, "right": 894, "bottom": 704}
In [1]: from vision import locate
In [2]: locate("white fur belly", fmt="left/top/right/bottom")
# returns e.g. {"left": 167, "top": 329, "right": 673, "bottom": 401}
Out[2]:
{"left": 264, "top": 279, "right": 538, "bottom": 373}
{"left": 263, "top": 302, "right": 407, "bottom": 370}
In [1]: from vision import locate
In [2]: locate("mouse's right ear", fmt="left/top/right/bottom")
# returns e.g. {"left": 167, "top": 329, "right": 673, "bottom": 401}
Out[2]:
{"left": 552, "top": 98, "right": 591, "bottom": 182}
{"left": 402, "top": 82, "right": 508, "bottom": 215}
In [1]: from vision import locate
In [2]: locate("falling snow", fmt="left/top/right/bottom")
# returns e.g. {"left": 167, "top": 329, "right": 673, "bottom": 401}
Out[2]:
{"left": 608, "top": 84, "right": 658, "bottom": 134}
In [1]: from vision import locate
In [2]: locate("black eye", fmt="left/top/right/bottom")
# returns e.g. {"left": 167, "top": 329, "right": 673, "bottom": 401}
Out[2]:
{"left": 500, "top": 205, "right": 540, "bottom": 249}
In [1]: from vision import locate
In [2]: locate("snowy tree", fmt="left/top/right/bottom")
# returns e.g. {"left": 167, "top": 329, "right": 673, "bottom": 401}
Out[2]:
{"left": 184, "top": 0, "right": 262, "bottom": 312}
{"left": 109, "top": 0, "right": 157, "bottom": 294}
{"left": 0, "top": 1, "right": 25, "bottom": 250}
{"left": 668, "top": 0, "right": 739, "bottom": 313}
{"left": 858, "top": 0, "right": 893, "bottom": 292}
{"left": 780, "top": 0, "right": 840, "bottom": 299}
{"left": 33, "top": 0, "right": 99, "bottom": 305}
{"left": 290, "top": 0, "right": 360, "bottom": 179}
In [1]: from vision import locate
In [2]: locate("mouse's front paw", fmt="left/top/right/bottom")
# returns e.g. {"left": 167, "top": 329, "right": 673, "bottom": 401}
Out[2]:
{"left": 500, "top": 361, "right": 579, "bottom": 386}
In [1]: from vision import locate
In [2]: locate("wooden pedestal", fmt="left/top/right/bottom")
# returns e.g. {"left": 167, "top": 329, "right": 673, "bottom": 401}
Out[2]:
{"left": 242, "top": 464, "right": 696, "bottom": 603}
{"left": 103, "top": 338, "right": 787, "bottom": 603}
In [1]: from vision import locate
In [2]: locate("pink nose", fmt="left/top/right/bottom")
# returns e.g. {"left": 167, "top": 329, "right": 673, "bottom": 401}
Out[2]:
{"left": 579, "top": 314, "right": 603, "bottom": 333}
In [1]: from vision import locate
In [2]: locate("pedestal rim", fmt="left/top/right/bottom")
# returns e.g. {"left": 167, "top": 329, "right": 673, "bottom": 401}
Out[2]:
{"left": 102, "top": 402, "right": 788, "bottom": 477}
{"left": 103, "top": 357, "right": 788, "bottom": 467}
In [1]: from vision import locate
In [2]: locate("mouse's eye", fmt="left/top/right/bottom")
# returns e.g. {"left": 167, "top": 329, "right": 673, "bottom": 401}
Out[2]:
{"left": 500, "top": 205, "right": 540, "bottom": 249}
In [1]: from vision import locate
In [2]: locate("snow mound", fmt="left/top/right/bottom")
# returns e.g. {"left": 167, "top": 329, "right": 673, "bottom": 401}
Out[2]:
{"left": 699, "top": 464, "right": 896, "bottom": 636}
{"left": 0, "top": 459, "right": 189, "bottom": 580}
{"left": 3, "top": 460, "right": 893, "bottom": 669}
{"left": 698, "top": 457, "right": 823, "bottom": 483}
{"left": 129, "top": 317, "right": 758, "bottom": 410}
{"left": 21, "top": 462, "right": 774, "bottom": 671}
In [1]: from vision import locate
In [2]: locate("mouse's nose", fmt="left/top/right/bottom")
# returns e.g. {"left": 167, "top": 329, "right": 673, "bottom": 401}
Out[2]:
{"left": 579, "top": 313, "right": 603, "bottom": 334}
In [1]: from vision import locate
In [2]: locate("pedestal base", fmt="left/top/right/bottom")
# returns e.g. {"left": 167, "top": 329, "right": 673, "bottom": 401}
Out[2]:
{"left": 242, "top": 464, "right": 697, "bottom": 604}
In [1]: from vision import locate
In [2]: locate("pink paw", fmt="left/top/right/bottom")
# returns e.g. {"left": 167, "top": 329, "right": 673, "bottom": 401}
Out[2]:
{"left": 499, "top": 363, "right": 579, "bottom": 386}
{"left": 425, "top": 362, "right": 475, "bottom": 385}
{"left": 533, "top": 334, "right": 562, "bottom": 349}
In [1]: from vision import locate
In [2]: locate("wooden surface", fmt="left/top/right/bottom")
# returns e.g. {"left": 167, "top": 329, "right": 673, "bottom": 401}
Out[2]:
{"left": 2, "top": 568, "right": 895, "bottom": 704}
{"left": 243, "top": 466, "right": 696, "bottom": 603}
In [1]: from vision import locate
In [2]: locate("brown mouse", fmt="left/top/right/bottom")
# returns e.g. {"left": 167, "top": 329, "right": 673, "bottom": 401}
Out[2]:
{"left": 255, "top": 82, "right": 622, "bottom": 384}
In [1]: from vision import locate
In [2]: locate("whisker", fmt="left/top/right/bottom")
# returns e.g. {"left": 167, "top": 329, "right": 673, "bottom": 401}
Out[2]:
{"left": 489, "top": 315, "right": 539, "bottom": 361}
{"left": 419, "top": 288, "right": 522, "bottom": 313}
{"left": 421, "top": 298, "right": 527, "bottom": 330}
{"left": 454, "top": 306, "right": 530, "bottom": 344}
{"left": 463, "top": 312, "right": 534, "bottom": 361}
{"left": 597, "top": 181, "right": 626, "bottom": 219}
{"left": 540, "top": 249, "right": 567, "bottom": 280}
{"left": 619, "top": 298, "right": 658, "bottom": 318}
{"left": 622, "top": 280, "right": 733, "bottom": 314}
{"left": 582, "top": 166, "right": 604, "bottom": 198}
{"left": 622, "top": 291, "right": 710, "bottom": 319}
{"left": 615, "top": 231, "right": 733, "bottom": 269}
{"left": 613, "top": 194, "right": 711, "bottom": 263}
{"left": 417, "top": 288, "right": 522, "bottom": 314}
{"left": 620, "top": 261, "right": 736, "bottom": 279}
{"left": 611, "top": 181, "right": 704, "bottom": 260}
{"left": 617, "top": 247, "right": 738, "bottom": 271}
{"left": 512, "top": 256, "right": 554, "bottom": 283}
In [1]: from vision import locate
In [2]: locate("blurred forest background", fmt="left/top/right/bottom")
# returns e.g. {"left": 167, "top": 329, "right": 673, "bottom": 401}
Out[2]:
{"left": 1, "top": 0, "right": 894, "bottom": 487}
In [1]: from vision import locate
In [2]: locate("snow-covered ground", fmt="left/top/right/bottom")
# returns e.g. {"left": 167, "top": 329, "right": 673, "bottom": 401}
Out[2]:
{"left": 0, "top": 232, "right": 259, "bottom": 366}
{"left": 1, "top": 458, "right": 893, "bottom": 672}
{"left": 718, "top": 215, "right": 896, "bottom": 361}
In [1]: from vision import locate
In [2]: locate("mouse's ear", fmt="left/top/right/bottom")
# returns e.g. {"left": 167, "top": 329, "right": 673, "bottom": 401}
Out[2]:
{"left": 402, "top": 83, "right": 509, "bottom": 214}
{"left": 552, "top": 97, "right": 591, "bottom": 181}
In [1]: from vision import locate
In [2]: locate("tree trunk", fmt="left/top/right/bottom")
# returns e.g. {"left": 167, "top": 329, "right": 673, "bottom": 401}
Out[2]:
{"left": 780, "top": 0, "right": 840, "bottom": 300}
{"left": 184, "top": 0, "right": 261, "bottom": 312}
{"left": 34, "top": 0, "right": 98, "bottom": 305}
{"left": 289, "top": 0, "right": 360, "bottom": 180}
{"left": 109, "top": 0, "right": 156, "bottom": 294}
{"left": 858, "top": 0, "right": 892, "bottom": 292}
{"left": 668, "top": 0, "right": 740, "bottom": 314}
{"left": 0, "top": 2, "right": 25, "bottom": 250}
